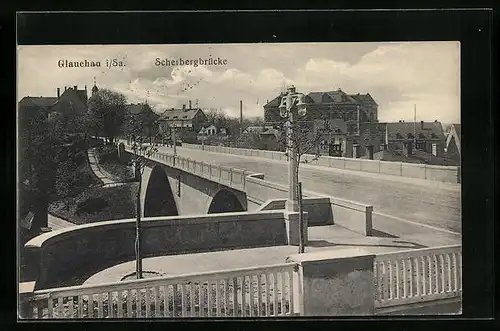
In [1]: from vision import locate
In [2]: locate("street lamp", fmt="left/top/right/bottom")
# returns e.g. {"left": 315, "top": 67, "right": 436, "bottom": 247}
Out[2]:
{"left": 278, "top": 85, "right": 307, "bottom": 213}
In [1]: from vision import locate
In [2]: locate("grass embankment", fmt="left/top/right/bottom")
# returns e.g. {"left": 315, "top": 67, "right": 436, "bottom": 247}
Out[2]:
{"left": 49, "top": 183, "right": 138, "bottom": 225}
{"left": 94, "top": 145, "right": 134, "bottom": 182}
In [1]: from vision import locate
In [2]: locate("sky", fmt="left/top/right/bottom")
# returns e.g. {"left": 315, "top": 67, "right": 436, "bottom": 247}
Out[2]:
{"left": 17, "top": 42, "right": 460, "bottom": 123}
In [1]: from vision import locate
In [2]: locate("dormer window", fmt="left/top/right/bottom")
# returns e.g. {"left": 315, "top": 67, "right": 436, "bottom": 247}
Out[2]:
{"left": 430, "top": 133, "right": 438, "bottom": 139}
{"left": 407, "top": 133, "right": 414, "bottom": 139}
{"left": 418, "top": 133, "right": 426, "bottom": 139}
{"left": 183, "top": 115, "right": 188, "bottom": 118}
{"left": 173, "top": 116, "right": 178, "bottom": 119}
{"left": 396, "top": 133, "right": 403, "bottom": 139}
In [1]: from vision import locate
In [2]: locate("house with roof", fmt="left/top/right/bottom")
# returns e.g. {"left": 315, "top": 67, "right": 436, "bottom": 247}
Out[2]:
{"left": 384, "top": 120, "right": 446, "bottom": 158}
{"left": 19, "top": 85, "right": 90, "bottom": 120}
{"left": 124, "top": 103, "right": 160, "bottom": 140}
{"left": 197, "top": 124, "right": 229, "bottom": 143}
{"left": 445, "top": 124, "right": 461, "bottom": 164}
{"left": 264, "top": 88, "right": 378, "bottom": 126}
{"left": 158, "top": 102, "right": 207, "bottom": 141}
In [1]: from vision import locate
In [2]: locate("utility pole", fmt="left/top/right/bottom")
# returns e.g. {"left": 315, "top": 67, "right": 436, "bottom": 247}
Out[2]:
{"left": 240, "top": 100, "right": 243, "bottom": 135}
{"left": 413, "top": 104, "right": 417, "bottom": 147}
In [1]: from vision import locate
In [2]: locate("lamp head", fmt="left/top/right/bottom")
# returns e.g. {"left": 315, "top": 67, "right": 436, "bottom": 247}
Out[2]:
{"left": 279, "top": 97, "right": 288, "bottom": 117}
{"left": 296, "top": 93, "right": 307, "bottom": 116}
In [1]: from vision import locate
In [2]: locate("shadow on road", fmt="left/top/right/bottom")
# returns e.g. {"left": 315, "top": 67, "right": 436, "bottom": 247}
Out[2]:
{"left": 307, "top": 240, "right": 426, "bottom": 250}
{"left": 371, "top": 229, "right": 399, "bottom": 238}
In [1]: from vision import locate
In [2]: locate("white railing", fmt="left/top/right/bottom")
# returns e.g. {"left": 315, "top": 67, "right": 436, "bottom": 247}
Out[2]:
{"left": 125, "top": 146, "right": 249, "bottom": 190}
{"left": 23, "top": 263, "right": 298, "bottom": 319}
{"left": 374, "top": 245, "right": 462, "bottom": 309}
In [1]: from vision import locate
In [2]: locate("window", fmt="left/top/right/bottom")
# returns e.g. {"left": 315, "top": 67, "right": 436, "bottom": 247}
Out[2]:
{"left": 165, "top": 116, "right": 170, "bottom": 119}
{"left": 173, "top": 116, "right": 178, "bottom": 119}
{"left": 183, "top": 115, "right": 188, "bottom": 118}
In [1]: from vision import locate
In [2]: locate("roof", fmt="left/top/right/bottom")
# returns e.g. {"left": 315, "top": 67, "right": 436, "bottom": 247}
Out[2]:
{"left": 243, "top": 126, "right": 274, "bottom": 133}
{"left": 264, "top": 89, "right": 378, "bottom": 108}
{"left": 18, "top": 96, "right": 58, "bottom": 108}
{"left": 451, "top": 124, "right": 461, "bottom": 138}
{"left": 386, "top": 122, "right": 446, "bottom": 140}
{"left": 159, "top": 108, "right": 203, "bottom": 121}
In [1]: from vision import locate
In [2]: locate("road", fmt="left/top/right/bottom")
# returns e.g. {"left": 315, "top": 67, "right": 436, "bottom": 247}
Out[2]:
{"left": 156, "top": 145, "right": 461, "bottom": 234}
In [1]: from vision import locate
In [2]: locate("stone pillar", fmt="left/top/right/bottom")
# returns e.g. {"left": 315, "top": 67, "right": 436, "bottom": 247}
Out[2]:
{"left": 286, "top": 248, "right": 375, "bottom": 316}
{"left": 352, "top": 144, "right": 360, "bottom": 159}
{"left": 366, "top": 145, "right": 374, "bottom": 160}
{"left": 117, "top": 142, "right": 125, "bottom": 161}
{"left": 284, "top": 211, "right": 308, "bottom": 246}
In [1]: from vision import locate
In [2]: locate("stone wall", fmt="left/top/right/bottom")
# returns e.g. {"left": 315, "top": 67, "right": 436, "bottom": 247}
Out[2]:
{"left": 24, "top": 211, "right": 287, "bottom": 290}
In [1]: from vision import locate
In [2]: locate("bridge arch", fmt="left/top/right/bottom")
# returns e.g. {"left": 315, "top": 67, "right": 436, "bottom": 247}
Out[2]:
{"left": 207, "top": 189, "right": 245, "bottom": 214}
{"left": 143, "top": 165, "right": 179, "bottom": 217}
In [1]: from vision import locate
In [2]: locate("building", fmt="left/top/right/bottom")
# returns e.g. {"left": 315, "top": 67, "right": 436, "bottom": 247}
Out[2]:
{"left": 124, "top": 103, "right": 161, "bottom": 139}
{"left": 264, "top": 88, "right": 378, "bottom": 124}
{"left": 385, "top": 121, "right": 446, "bottom": 158}
{"left": 158, "top": 102, "right": 208, "bottom": 142}
{"left": 445, "top": 124, "right": 461, "bottom": 164}
{"left": 242, "top": 126, "right": 274, "bottom": 134}
{"left": 19, "top": 85, "right": 90, "bottom": 121}
{"left": 197, "top": 125, "right": 229, "bottom": 143}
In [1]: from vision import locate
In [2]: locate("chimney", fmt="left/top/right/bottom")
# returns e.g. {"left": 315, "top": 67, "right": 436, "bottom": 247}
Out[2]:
{"left": 57, "top": 88, "right": 60, "bottom": 98}
{"left": 189, "top": 100, "right": 192, "bottom": 109}
{"left": 85, "top": 85, "right": 87, "bottom": 91}
{"left": 182, "top": 104, "right": 186, "bottom": 111}
{"left": 399, "top": 120, "right": 402, "bottom": 123}
{"left": 64, "top": 86, "right": 67, "bottom": 91}
{"left": 73, "top": 85, "right": 77, "bottom": 90}
{"left": 420, "top": 121, "right": 424, "bottom": 130}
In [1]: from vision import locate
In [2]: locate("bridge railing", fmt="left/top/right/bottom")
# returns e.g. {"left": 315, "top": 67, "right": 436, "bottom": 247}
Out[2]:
{"left": 374, "top": 244, "right": 462, "bottom": 312}
{"left": 180, "top": 143, "right": 460, "bottom": 184}
{"left": 21, "top": 262, "right": 299, "bottom": 319}
{"left": 125, "top": 146, "right": 250, "bottom": 190}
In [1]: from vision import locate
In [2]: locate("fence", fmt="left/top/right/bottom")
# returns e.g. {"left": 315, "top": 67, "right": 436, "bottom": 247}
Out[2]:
{"left": 124, "top": 146, "right": 251, "bottom": 191}
{"left": 374, "top": 245, "right": 462, "bottom": 312}
{"left": 180, "top": 143, "right": 460, "bottom": 184}
{"left": 22, "top": 263, "right": 298, "bottom": 319}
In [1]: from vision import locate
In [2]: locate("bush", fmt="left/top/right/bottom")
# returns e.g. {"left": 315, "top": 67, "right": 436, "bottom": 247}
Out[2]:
{"left": 75, "top": 197, "right": 109, "bottom": 216}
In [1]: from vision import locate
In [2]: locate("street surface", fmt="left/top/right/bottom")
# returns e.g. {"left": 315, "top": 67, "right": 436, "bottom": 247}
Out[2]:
{"left": 156, "top": 145, "right": 461, "bottom": 234}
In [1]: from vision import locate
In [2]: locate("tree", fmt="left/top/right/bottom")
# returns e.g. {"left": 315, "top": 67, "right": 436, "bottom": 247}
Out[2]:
{"left": 129, "top": 130, "right": 161, "bottom": 279}
{"left": 122, "top": 104, "right": 160, "bottom": 145}
{"left": 276, "top": 114, "right": 331, "bottom": 253}
{"left": 18, "top": 105, "right": 61, "bottom": 231}
{"left": 88, "top": 88, "right": 126, "bottom": 143}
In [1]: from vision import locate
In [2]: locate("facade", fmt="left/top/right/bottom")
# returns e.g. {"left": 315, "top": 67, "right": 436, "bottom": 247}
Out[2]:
{"left": 197, "top": 125, "right": 228, "bottom": 143}
{"left": 264, "top": 88, "right": 378, "bottom": 124}
{"left": 19, "top": 85, "right": 90, "bottom": 120}
{"left": 124, "top": 103, "right": 160, "bottom": 138}
{"left": 445, "top": 124, "right": 461, "bottom": 164}
{"left": 385, "top": 121, "right": 446, "bottom": 157}
{"left": 158, "top": 104, "right": 208, "bottom": 142}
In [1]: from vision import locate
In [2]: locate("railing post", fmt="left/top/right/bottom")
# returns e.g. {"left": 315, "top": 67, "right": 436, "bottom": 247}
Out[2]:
{"left": 19, "top": 281, "right": 36, "bottom": 319}
{"left": 286, "top": 249, "right": 375, "bottom": 316}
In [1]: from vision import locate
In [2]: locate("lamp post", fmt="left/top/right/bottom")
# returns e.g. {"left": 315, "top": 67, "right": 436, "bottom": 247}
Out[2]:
{"left": 278, "top": 85, "right": 307, "bottom": 213}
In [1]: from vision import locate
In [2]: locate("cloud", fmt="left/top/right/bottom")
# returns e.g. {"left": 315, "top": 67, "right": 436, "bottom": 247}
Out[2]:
{"left": 17, "top": 42, "right": 460, "bottom": 123}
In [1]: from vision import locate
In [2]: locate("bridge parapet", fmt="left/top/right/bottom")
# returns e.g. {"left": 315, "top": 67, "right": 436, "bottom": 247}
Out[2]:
{"left": 125, "top": 146, "right": 252, "bottom": 191}
{"left": 181, "top": 143, "right": 460, "bottom": 184}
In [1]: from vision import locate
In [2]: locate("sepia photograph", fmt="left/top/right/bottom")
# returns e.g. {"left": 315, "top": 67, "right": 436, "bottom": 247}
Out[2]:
{"left": 17, "top": 41, "right": 462, "bottom": 319}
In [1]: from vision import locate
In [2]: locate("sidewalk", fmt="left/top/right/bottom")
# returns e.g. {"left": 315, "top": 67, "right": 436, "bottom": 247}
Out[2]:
{"left": 87, "top": 148, "right": 126, "bottom": 187}
{"left": 84, "top": 223, "right": 457, "bottom": 285}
